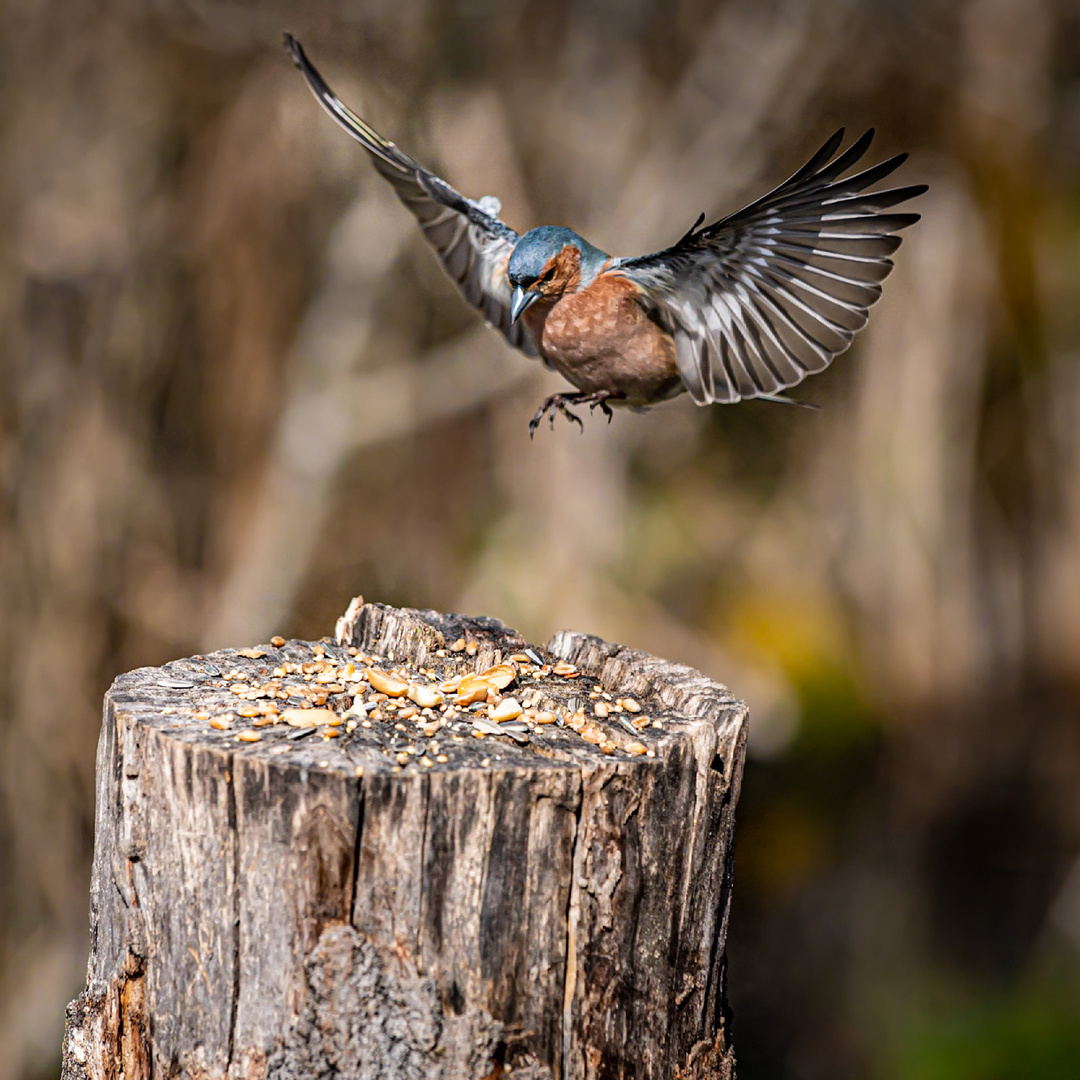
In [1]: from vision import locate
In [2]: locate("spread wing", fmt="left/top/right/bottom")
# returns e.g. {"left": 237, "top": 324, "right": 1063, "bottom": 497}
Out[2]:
{"left": 285, "top": 35, "right": 536, "bottom": 357}
{"left": 616, "top": 129, "right": 927, "bottom": 404}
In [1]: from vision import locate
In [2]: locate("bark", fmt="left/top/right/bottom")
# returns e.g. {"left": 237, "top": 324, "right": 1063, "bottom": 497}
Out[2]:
{"left": 62, "top": 600, "right": 746, "bottom": 1080}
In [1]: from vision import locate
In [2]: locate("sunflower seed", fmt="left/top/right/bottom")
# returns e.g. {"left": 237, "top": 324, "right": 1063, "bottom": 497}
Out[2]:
{"left": 157, "top": 677, "right": 195, "bottom": 690}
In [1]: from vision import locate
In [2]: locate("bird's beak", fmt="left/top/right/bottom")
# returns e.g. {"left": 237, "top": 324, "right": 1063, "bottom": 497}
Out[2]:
{"left": 510, "top": 286, "right": 539, "bottom": 323}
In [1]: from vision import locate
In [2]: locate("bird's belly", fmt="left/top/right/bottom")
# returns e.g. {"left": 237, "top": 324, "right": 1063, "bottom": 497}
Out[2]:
{"left": 527, "top": 274, "right": 681, "bottom": 405}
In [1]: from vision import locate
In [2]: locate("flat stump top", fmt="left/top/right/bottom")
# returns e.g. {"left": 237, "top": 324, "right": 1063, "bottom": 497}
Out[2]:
{"left": 116, "top": 617, "right": 706, "bottom": 781}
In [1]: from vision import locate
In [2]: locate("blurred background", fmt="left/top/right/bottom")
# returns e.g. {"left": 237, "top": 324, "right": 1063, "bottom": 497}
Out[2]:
{"left": 2, "top": 0, "right": 1080, "bottom": 1077}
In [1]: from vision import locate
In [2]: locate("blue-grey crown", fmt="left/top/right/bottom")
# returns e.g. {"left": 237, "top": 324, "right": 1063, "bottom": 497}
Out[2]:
{"left": 508, "top": 226, "right": 608, "bottom": 286}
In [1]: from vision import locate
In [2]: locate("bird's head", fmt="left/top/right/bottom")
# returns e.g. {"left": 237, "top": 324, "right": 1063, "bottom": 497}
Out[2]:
{"left": 508, "top": 226, "right": 607, "bottom": 321}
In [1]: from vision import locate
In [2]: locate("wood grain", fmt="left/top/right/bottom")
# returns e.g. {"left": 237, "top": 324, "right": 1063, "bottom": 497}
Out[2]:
{"left": 62, "top": 601, "right": 746, "bottom": 1080}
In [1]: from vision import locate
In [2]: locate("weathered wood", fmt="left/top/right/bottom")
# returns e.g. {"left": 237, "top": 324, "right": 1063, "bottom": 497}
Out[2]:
{"left": 62, "top": 600, "right": 746, "bottom": 1080}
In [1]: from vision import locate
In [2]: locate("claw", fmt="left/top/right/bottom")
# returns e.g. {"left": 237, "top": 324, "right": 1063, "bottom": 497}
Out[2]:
{"left": 589, "top": 398, "right": 614, "bottom": 423}
{"left": 528, "top": 390, "right": 621, "bottom": 434}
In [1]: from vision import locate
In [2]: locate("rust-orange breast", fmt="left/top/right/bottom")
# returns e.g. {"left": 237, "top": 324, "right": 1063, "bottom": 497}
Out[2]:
{"left": 523, "top": 271, "right": 679, "bottom": 405}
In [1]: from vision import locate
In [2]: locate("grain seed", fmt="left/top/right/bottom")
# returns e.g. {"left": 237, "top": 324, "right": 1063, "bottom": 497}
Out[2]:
{"left": 478, "top": 663, "right": 515, "bottom": 690}
{"left": 490, "top": 698, "right": 523, "bottom": 722}
{"left": 407, "top": 684, "right": 443, "bottom": 709}
{"left": 367, "top": 668, "right": 409, "bottom": 696}
{"left": 270, "top": 636, "right": 286, "bottom": 647}
{"left": 456, "top": 675, "right": 496, "bottom": 704}
{"left": 209, "top": 714, "right": 234, "bottom": 730}
{"left": 282, "top": 708, "right": 336, "bottom": 728}
{"left": 619, "top": 697, "right": 641, "bottom": 713}
{"left": 450, "top": 638, "right": 466, "bottom": 652}
{"left": 235, "top": 730, "right": 261, "bottom": 742}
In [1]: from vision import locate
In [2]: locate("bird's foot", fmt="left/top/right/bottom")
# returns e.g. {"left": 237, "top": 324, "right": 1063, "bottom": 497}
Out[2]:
{"left": 529, "top": 394, "right": 584, "bottom": 437}
{"left": 528, "top": 391, "right": 622, "bottom": 436}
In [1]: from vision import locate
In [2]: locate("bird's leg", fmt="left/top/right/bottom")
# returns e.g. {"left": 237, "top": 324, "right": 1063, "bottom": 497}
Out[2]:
{"left": 528, "top": 391, "right": 624, "bottom": 436}
{"left": 529, "top": 393, "right": 584, "bottom": 437}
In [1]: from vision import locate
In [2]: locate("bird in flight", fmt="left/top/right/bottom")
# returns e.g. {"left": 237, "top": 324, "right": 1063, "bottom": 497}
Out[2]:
{"left": 285, "top": 35, "right": 926, "bottom": 435}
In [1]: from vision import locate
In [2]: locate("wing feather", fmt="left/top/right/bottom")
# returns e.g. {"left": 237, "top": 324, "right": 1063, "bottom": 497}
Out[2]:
{"left": 618, "top": 129, "right": 926, "bottom": 403}
{"left": 285, "top": 35, "right": 537, "bottom": 357}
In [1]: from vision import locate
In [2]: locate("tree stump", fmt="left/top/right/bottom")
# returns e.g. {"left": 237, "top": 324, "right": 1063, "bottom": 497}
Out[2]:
{"left": 62, "top": 599, "right": 747, "bottom": 1080}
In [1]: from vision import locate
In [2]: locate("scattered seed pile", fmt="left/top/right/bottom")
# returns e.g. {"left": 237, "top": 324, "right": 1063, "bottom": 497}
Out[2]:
{"left": 139, "top": 634, "right": 670, "bottom": 776}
